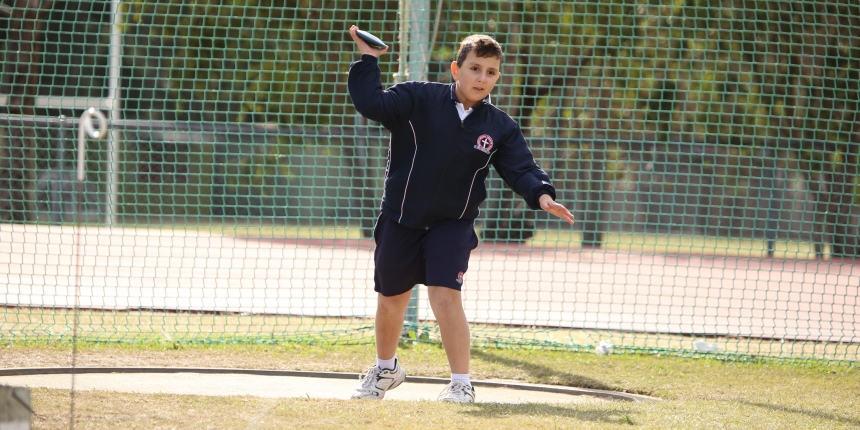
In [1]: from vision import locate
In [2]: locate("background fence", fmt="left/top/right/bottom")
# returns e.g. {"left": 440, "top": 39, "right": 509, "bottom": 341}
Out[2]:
{"left": 1, "top": 1, "right": 858, "bottom": 362}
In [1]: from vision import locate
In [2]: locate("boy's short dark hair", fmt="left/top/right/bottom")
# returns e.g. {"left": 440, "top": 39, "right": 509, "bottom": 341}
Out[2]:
{"left": 456, "top": 34, "right": 503, "bottom": 67}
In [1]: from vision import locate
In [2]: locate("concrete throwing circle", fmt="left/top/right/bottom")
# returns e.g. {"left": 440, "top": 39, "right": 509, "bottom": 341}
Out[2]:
{"left": 0, "top": 367, "right": 657, "bottom": 404}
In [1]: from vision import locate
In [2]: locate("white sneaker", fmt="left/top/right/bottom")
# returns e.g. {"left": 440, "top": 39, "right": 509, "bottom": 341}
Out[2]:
{"left": 350, "top": 360, "right": 406, "bottom": 400}
{"left": 437, "top": 380, "right": 475, "bottom": 403}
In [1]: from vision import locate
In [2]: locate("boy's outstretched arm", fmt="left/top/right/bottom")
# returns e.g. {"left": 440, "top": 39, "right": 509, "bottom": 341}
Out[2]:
{"left": 539, "top": 194, "right": 575, "bottom": 225}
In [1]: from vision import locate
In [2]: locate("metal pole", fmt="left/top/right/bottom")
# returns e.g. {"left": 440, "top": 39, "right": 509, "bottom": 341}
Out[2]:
{"left": 395, "top": 0, "right": 407, "bottom": 84}
{"left": 52, "top": 116, "right": 66, "bottom": 224}
{"left": 407, "top": 0, "right": 431, "bottom": 82}
{"left": 77, "top": 109, "right": 109, "bottom": 182}
{"left": 400, "top": 0, "right": 431, "bottom": 339}
{"left": 765, "top": 147, "right": 778, "bottom": 257}
{"left": 76, "top": 108, "right": 109, "bottom": 218}
{"left": 106, "top": 0, "right": 123, "bottom": 225}
{"left": 71, "top": 107, "right": 108, "bottom": 430}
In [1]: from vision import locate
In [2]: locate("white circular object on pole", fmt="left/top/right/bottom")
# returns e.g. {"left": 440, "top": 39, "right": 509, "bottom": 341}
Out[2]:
{"left": 76, "top": 108, "right": 108, "bottom": 182}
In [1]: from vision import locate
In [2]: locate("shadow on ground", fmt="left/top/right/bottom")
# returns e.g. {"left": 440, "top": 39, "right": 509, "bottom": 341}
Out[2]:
{"left": 460, "top": 402, "right": 638, "bottom": 425}
{"left": 471, "top": 349, "right": 640, "bottom": 394}
{"left": 738, "top": 399, "right": 860, "bottom": 427}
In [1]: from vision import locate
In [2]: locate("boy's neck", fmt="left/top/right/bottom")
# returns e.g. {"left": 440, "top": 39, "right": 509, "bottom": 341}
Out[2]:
{"left": 456, "top": 98, "right": 478, "bottom": 111}
{"left": 453, "top": 84, "right": 484, "bottom": 110}
{"left": 456, "top": 101, "right": 473, "bottom": 111}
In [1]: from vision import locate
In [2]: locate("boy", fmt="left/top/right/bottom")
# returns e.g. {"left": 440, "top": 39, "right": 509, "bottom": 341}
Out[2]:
{"left": 347, "top": 26, "right": 574, "bottom": 403}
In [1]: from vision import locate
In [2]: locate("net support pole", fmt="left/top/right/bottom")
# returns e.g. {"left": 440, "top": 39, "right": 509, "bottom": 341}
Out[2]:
{"left": 406, "top": 0, "right": 431, "bottom": 82}
{"left": 106, "top": 0, "right": 123, "bottom": 226}
{"left": 399, "top": 0, "right": 431, "bottom": 339}
{"left": 764, "top": 147, "right": 778, "bottom": 257}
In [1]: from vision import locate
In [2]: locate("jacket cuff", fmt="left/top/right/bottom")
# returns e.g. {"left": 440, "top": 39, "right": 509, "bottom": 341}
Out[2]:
{"left": 360, "top": 54, "right": 380, "bottom": 63}
{"left": 529, "top": 184, "right": 556, "bottom": 210}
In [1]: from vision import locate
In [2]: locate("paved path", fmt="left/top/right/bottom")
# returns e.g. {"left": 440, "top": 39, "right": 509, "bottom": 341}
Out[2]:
{"left": 1, "top": 223, "right": 858, "bottom": 343}
{"left": 0, "top": 368, "right": 656, "bottom": 404}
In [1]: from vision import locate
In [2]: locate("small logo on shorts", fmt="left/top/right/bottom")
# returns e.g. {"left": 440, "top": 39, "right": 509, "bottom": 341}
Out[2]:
{"left": 456, "top": 271, "right": 465, "bottom": 284}
{"left": 475, "top": 134, "right": 493, "bottom": 154}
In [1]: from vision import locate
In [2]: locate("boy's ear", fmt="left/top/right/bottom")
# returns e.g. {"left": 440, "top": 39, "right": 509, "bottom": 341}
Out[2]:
{"left": 450, "top": 61, "right": 459, "bottom": 82}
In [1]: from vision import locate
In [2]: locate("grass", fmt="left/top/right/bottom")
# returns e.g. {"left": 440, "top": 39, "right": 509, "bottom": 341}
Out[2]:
{"left": 4, "top": 308, "right": 857, "bottom": 361}
{"left": 3, "top": 222, "right": 853, "bottom": 427}
{"left": 4, "top": 341, "right": 859, "bottom": 429}
{"left": 532, "top": 230, "right": 825, "bottom": 260}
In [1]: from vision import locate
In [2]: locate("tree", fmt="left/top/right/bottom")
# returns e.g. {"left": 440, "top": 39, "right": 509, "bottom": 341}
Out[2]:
{"left": 4, "top": 0, "right": 857, "bottom": 255}
{"left": 122, "top": 0, "right": 399, "bottom": 125}
{"left": 0, "top": 0, "right": 54, "bottom": 222}
{"left": 120, "top": 0, "right": 399, "bottom": 220}
{"left": 524, "top": 0, "right": 860, "bottom": 256}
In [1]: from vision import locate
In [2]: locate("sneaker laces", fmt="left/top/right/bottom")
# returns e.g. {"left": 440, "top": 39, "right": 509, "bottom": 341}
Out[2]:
{"left": 438, "top": 380, "right": 472, "bottom": 400}
{"left": 357, "top": 366, "right": 382, "bottom": 390}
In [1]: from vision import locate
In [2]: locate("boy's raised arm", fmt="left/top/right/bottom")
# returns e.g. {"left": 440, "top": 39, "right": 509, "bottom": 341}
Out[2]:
{"left": 347, "top": 25, "right": 414, "bottom": 128}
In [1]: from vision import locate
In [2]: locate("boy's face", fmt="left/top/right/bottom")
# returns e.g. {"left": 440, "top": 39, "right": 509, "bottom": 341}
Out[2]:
{"left": 450, "top": 51, "right": 501, "bottom": 108}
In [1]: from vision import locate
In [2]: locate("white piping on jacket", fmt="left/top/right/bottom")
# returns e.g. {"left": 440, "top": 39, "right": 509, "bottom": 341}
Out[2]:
{"left": 381, "top": 135, "right": 392, "bottom": 211}
{"left": 459, "top": 149, "right": 497, "bottom": 219}
{"left": 399, "top": 121, "right": 418, "bottom": 224}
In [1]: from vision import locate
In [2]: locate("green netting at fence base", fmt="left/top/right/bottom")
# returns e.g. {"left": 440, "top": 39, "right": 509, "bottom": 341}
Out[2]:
{"left": 0, "top": 1, "right": 858, "bottom": 363}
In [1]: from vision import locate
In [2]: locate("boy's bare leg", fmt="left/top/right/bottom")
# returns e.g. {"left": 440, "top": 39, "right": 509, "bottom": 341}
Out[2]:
{"left": 375, "top": 291, "right": 413, "bottom": 360}
{"left": 427, "top": 286, "right": 470, "bottom": 374}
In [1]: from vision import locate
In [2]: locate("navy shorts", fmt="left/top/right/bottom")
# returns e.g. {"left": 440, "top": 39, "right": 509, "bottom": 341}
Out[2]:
{"left": 373, "top": 214, "right": 479, "bottom": 297}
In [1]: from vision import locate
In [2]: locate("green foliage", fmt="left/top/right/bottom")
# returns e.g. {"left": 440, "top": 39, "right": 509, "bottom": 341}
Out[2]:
{"left": 5, "top": 0, "right": 857, "bottom": 237}
{"left": 222, "top": 141, "right": 292, "bottom": 197}
{"left": 122, "top": 0, "right": 398, "bottom": 125}
{"left": 119, "top": 0, "right": 860, "bottom": 146}
{"left": 550, "top": 0, "right": 860, "bottom": 145}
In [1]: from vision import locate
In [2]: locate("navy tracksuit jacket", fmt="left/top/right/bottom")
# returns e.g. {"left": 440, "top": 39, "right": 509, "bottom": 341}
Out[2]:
{"left": 348, "top": 54, "right": 557, "bottom": 230}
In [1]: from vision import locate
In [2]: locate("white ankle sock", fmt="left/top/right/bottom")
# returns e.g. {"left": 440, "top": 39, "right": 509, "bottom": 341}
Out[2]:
{"left": 377, "top": 356, "right": 396, "bottom": 370}
{"left": 451, "top": 373, "right": 471, "bottom": 386}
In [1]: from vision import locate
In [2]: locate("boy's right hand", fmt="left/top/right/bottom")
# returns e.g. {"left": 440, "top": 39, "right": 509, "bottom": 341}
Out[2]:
{"left": 349, "top": 25, "right": 388, "bottom": 57}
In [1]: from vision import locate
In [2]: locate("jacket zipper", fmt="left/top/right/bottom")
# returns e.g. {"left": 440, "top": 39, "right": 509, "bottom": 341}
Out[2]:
{"left": 423, "top": 115, "right": 465, "bottom": 228}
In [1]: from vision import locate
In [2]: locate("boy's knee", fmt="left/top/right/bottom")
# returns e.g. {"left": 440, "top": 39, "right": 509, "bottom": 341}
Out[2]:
{"left": 428, "top": 286, "right": 461, "bottom": 308}
{"left": 377, "top": 292, "right": 411, "bottom": 314}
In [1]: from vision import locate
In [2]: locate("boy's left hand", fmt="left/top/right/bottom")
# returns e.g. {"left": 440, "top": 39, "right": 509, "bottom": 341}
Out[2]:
{"left": 539, "top": 194, "right": 575, "bottom": 225}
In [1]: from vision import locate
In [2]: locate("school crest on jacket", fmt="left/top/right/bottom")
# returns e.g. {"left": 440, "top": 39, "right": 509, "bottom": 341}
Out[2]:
{"left": 475, "top": 134, "right": 494, "bottom": 154}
